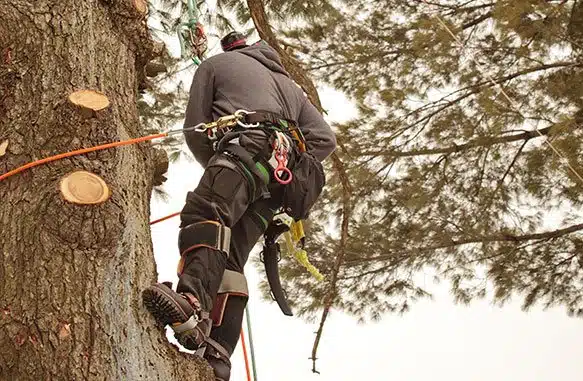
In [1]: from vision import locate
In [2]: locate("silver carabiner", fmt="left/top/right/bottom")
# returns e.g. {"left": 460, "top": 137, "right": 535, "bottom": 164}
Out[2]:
{"left": 235, "top": 109, "right": 260, "bottom": 128}
{"left": 193, "top": 122, "right": 209, "bottom": 133}
{"left": 274, "top": 131, "right": 291, "bottom": 152}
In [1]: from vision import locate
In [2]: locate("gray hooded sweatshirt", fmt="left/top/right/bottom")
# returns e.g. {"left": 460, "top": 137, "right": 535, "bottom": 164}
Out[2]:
{"left": 183, "top": 41, "right": 337, "bottom": 167}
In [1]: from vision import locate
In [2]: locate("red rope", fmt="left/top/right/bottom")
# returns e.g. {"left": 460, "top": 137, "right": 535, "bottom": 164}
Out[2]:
{"left": 149, "top": 211, "right": 181, "bottom": 225}
{"left": 240, "top": 328, "right": 253, "bottom": 381}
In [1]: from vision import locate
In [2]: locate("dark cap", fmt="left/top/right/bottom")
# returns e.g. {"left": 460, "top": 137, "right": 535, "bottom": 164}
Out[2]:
{"left": 220, "top": 31, "right": 248, "bottom": 52}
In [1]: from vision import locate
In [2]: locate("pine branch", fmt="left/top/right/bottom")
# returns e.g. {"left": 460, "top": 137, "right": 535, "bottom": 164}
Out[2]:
{"left": 306, "top": 50, "right": 403, "bottom": 71}
{"left": 461, "top": 11, "right": 492, "bottom": 30}
{"left": 350, "top": 223, "right": 583, "bottom": 265}
{"left": 410, "top": 61, "right": 579, "bottom": 130}
{"left": 358, "top": 123, "right": 572, "bottom": 158}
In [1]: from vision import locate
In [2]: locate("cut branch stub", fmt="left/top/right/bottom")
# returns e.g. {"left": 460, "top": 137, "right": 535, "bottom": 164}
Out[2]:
{"left": 60, "top": 170, "right": 111, "bottom": 205}
{"left": 68, "top": 90, "right": 110, "bottom": 118}
{"left": 152, "top": 41, "right": 166, "bottom": 57}
{"left": 0, "top": 139, "right": 8, "bottom": 157}
{"left": 145, "top": 62, "right": 168, "bottom": 78}
{"left": 133, "top": 0, "right": 148, "bottom": 16}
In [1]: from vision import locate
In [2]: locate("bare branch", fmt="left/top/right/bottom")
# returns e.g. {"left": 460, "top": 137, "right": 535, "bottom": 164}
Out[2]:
{"left": 461, "top": 11, "right": 493, "bottom": 30}
{"left": 246, "top": 0, "right": 353, "bottom": 373}
{"left": 348, "top": 223, "right": 583, "bottom": 265}
{"left": 359, "top": 124, "right": 565, "bottom": 157}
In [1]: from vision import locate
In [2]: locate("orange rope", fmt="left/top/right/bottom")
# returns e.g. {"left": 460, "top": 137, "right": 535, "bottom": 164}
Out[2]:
{"left": 0, "top": 132, "right": 168, "bottom": 182}
{"left": 240, "top": 329, "right": 253, "bottom": 381}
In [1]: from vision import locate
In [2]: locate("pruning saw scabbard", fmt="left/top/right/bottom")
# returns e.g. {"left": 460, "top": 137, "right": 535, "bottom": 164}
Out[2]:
{"left": 263, "top": 221, "right": 294, "bottom": 317}
{"left": 263, "top": 241, "right": 293, "bottom": 316}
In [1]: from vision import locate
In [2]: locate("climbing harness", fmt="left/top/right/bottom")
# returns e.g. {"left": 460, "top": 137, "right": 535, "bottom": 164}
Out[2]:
{"left": 239, "top": 110, "right": 307, "bottom": 153}
{"left": 177, "top": 0, "right": 207, "bottom": 65}
{"left": 197, "top": 110, "right": 304, "bottom": 186}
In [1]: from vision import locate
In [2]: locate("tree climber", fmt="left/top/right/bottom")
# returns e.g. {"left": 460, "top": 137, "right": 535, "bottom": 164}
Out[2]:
{"left": 142, "top": 31, "right": 336, "bottom": 380}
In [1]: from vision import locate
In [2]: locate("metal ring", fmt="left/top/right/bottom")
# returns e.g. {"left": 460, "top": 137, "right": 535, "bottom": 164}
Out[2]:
{"left": 274, "top": 166, "right": 293, "bottom": 185}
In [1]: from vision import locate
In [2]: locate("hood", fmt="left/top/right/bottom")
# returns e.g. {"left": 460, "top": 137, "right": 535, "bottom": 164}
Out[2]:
{"left": 235, "top": 41, "right": 289, "bottom": 77}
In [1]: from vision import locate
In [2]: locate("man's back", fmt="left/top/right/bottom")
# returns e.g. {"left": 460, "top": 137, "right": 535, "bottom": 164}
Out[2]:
{"left": 183, "top": 41, "right": 336, "bottom": 166}
{"left": 206, "top": 43, "right": 305, "bottom": 121}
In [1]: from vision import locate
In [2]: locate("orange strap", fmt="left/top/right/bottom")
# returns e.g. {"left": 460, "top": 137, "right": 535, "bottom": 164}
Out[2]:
{"left": 149, "top": 211, "right": 181, "bottom": 225}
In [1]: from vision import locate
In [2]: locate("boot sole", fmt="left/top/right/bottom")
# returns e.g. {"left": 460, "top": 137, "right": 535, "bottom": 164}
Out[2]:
{"left": 142, "top": 284, "right": 190, "bottom": 327}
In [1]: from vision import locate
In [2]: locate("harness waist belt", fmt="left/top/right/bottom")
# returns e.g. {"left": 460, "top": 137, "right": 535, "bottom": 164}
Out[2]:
{"left": 243, "top": 110, "right": 297, "bottom": 127}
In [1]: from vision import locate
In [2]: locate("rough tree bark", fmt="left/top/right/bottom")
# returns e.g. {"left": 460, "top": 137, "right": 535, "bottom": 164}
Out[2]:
{"left": 0, "top": 1, "right": 213, "bottom": 380}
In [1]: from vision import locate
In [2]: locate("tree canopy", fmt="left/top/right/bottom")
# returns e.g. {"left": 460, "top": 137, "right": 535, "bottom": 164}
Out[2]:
{"left": 276, "top": 0, "right": 583, "bottom": 320}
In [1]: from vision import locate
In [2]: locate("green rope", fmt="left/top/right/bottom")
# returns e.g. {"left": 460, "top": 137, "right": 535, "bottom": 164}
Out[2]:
{"left": 186, "top": 0, "right": 197, "bottom": 20}
{"left": 177, "top": 0, "right": 203, "bottom": 65}
{"left": 245, "top": 305, "right": 259, "bottom": 380}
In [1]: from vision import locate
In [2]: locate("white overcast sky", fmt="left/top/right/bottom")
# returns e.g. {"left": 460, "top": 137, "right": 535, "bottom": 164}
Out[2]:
{"left": 149, "top": 84, "right": 583, "bottom": 381}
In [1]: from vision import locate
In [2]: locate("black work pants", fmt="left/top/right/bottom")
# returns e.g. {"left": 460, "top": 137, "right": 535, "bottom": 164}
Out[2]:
{"left": 176, "top": 140, "right": 282, "bottom": 355}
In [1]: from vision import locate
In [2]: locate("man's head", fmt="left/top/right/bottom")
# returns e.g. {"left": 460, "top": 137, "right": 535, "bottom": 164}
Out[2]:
{"left": 220, "top": 31, "right": 248, "bottom": 52}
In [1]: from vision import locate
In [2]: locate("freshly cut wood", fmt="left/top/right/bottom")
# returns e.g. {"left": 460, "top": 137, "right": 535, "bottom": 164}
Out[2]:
{"left": 68, "top": 90, "right": 110, "bottom": 116}
{"left": 0, "top": 139, "right": 8, "bottom": 157}
{"left": 60, "top": 170, "right": 111, "bottom": 205}
{"left": 133, "top": 0, "right": 148, "bottom": 15}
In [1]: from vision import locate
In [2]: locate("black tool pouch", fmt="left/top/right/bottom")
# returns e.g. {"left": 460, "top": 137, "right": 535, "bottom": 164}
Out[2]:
{"left": 281, "top": 151, "right": 325, "bottom": 221}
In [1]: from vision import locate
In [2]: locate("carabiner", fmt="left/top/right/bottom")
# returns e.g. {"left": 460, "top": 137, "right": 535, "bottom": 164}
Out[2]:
{"left": 175, "top": 122, "right": 208, "bottom": 135}
{"left": 235, "top": 109, "right": 260, "bottom": 128}
{"left": 192, "top": 122, "right": 209, "bottom": 133}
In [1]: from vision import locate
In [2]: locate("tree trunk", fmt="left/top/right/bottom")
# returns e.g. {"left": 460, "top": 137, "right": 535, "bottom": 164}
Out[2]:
{"left": 0, "top": 1, "right": 213, "bottom": 380}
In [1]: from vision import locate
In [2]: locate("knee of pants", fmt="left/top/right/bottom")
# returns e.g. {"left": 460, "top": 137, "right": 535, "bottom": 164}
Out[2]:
{"left": 181, "top": 162, "right": 251, "bottom": 228}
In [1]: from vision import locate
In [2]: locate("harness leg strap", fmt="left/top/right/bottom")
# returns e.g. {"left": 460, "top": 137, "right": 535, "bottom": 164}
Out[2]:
{"left": 177, "top": 220, "right": 232, "bottom": 275}
{"left": 211, "top": 270, "right": 249, "bottom": 327}
{"left": 202, "top": 337, "right": 232, "bottom": 381}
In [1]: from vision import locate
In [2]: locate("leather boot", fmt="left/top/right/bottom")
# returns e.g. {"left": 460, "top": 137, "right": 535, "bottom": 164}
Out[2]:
{"left": 142, "top": 282, "right": 211, "bottom": 350}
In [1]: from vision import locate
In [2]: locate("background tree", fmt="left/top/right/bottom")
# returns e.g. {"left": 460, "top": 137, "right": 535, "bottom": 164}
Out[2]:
{"left": 274, "top": 0, "right": 583, "bottom": 341}
{"left": 144, "top": 0, "right": 583, "bottom": 372}
{"left": 0, "top": 1, "right": 214, "bottom": 379}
